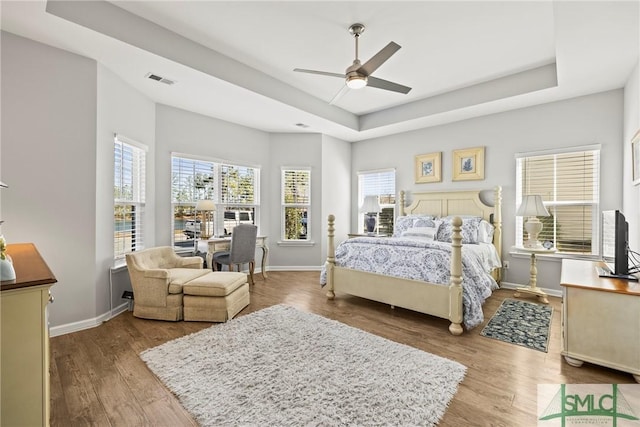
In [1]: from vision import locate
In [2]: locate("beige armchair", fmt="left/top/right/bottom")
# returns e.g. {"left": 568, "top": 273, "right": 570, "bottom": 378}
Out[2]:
{"left": 125, "top": 246, "right": 209, "bottom": 321}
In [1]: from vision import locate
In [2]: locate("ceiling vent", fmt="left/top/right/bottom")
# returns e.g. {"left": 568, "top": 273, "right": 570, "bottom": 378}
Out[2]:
{"left": 145, "top": 72, "right": 176, "bottom": 85}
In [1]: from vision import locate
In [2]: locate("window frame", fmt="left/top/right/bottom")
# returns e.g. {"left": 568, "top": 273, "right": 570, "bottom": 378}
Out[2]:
{"left": 113, "top": 134, "right": 147, "bottom": 260}
{"left": 171, "top": 153, "right": 260, "bottom": 244}
{"left": 357, "top": 168, "right": 396, "bottom": 235}
{"left": 515, "top": 145, "right": 600, "bottom": 257}
{"left": 281, "top": 167, "right": 311, "bottom": 242}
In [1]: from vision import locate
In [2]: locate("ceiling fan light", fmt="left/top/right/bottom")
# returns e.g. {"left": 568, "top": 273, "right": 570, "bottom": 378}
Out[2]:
{"left": 346, "top": 74, "right": 368, "bottom": 89}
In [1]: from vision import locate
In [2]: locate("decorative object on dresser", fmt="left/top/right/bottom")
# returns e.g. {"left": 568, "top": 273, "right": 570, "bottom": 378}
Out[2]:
{"left": 480, "top": 298, "right": 553, "bottom": 352}
{"left": 0, "top": 235, "right": 16, "bottom": 281}
{"left": 415, "top": 152, "right": 442, "bottom": 183}
{"left": 359, "top": 194, "right": 381, "bottom": 234}
{"left": 195, "top": 199, "right": 216, "bottom": 239}
{"left": 452, "top": 146, "right": 485, "bottom": 181}
{"left": 517, "top": 194, "right": 551, "bottom": 249}
{"left": 322, "top": 187, "right": 503, "bottom": 335}
{"left": 141, "top": 305, "right": 466, "bottom": 426}
{"left": 561, "top": 259, "right": 640, "bottom": 383}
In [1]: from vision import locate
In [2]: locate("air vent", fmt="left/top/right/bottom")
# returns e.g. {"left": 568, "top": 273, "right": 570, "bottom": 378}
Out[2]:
{"left": 145, "top": 72, "right": 176, "bottom": 85}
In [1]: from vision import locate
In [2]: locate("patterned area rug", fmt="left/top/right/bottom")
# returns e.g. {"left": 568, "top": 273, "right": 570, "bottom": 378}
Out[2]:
{"left": 480, "top": 298, "right": 553, "bottom": 352}
{"left": 140, "top": 305, "right": 466, "bottom": 426}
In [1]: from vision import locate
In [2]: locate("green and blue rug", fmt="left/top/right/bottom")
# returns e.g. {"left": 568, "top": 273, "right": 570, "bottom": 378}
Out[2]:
{"left": 480, "top": 298, "right": 553, "bottom": 352}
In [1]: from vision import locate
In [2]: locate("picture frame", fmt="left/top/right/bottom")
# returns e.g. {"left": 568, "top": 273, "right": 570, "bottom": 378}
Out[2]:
{"left": 415, "top": 152, "right": 442, "bottom": 183}
{"left": 452, "top": 146, "right": 485, "bottom": 181}
{"left": 633, "top": 130, "right": 640, "bottom": 186}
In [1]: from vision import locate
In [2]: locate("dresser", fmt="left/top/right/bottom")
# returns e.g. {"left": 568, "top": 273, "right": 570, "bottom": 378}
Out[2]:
{"left": 1, "top": 243, "right": 57, "bottom": 426}
{"left": 560, "top": 259, "right": 640, "bottom": 382}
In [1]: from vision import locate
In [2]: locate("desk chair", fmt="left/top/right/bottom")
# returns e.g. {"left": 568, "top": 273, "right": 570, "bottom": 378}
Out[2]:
{"left": 213, "top": 224, "right": 258, "bottom": 285}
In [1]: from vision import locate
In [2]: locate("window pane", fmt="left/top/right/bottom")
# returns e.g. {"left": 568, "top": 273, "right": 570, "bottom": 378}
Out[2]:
{"left": 222, "top": 206, "right": 255, "bottom": 236}
{"left": 284, "top": 207, "right": 308, "bottom": 240}
{"left": 358, "top": 170, "right": 396, "bottom": 234}
{"left": 283, "top": 170, "right": 310, "bottom": 204}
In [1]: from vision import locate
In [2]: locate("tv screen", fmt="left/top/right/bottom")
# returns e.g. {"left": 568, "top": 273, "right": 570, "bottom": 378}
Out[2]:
{"left": 601, "top": 210, "right": 636, "bottom": 280}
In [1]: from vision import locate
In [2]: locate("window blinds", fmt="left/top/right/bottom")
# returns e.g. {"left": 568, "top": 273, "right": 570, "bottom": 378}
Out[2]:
{"left": 358, "top": 169, "right": 396, "bottom": 205}
{"left": 114, "top": 135, "right": 147, "bottom": 258}
{"left": 516, "top": 148, "right": 600, "bottom": 254}
{"left": 282, "top": 169, "right": 311, "bottom": 241}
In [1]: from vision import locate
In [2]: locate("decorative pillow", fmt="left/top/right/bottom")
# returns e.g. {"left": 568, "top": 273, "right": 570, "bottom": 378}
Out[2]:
{"left": 392, "top": 215, "right": 434, "bottom": 237}
{"left": 401, "top": 227, "right": 437, "bottom": 240}
{"left": 436, "top": 216, "right": 482, "bottom": 244}
{"left": 478, "top": 220, "right": 495, "bottom": 244}
{"left": 412, "top": 217, "right": 440, "bottom": 229}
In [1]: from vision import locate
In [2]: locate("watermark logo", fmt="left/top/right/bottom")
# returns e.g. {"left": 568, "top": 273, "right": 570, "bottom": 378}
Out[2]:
{"left": 538, "top": 384, "right": 640, "bottom": 426}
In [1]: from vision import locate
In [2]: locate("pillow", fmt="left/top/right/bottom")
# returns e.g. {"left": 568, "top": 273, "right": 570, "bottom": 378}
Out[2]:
{"left": 401, "top": 226, "right": 437, "bottom": 240}
{"left": 392, "top": 215, "right": 434, "bottom": 237}
{"left": 413, "top": 217, "right": 440, "bottom": 229}
{"left": 478, "top": 220, "right": 495, "bottom": 244}
{"left": 436, "top": 216, "right": 482, "bottom": 244}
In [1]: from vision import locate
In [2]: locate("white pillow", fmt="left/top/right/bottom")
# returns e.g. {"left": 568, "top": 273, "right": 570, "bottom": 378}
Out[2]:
{"left": 401, "top": 226, "right": 437, "bottom": 240}
{"left": 478, "top": 220, "right": 495, "bottom": 244}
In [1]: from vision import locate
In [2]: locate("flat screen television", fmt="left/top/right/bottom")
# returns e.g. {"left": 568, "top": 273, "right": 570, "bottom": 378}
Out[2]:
{"left": 600, "top": 210, "right": 637, "bottom": 281}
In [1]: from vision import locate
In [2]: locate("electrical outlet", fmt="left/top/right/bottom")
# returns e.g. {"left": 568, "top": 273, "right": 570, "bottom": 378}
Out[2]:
{"left": 503, "top": 261, "right": 510, "bottom": 269}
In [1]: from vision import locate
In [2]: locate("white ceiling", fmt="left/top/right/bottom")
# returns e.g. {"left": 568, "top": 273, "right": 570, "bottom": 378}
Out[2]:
{"left": 1, "top": 1, "right": 638, "bottom": 142}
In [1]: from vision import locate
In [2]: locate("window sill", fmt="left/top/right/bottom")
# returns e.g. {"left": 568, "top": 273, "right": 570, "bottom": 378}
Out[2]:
{"left": 277, "top": 240, "right": 316, "bottom": 247}
{"left": 508, "top": 250, "right": 599, "bottom": 263}
{"left": 110, "top": 260, "right": 128, "bottom": 272}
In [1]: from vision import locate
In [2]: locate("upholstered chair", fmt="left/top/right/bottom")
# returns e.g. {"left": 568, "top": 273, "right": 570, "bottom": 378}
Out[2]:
{"left": 125, "top": 246, "right": 209, "bottom": 321}
{"left": 213, "top": 224, "right": 258, "bottom": 285}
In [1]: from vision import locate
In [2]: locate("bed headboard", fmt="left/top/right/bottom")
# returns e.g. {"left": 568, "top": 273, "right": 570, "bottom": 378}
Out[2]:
{"left": 398, "top": 187, "right": 503, "bottom": 279}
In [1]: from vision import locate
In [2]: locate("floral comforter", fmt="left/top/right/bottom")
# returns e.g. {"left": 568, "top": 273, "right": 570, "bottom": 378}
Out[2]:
{"left": 320, "top": 236, "right": 499, "bottom": 329}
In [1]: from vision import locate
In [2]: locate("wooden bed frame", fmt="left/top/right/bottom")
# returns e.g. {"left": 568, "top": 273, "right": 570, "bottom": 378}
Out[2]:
{"left": 324, "top": 186, "right": 502, "bottom": 335}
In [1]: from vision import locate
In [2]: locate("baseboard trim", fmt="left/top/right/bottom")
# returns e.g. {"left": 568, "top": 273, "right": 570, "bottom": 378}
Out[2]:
{"left": 266, "top": 266, "right": 322, "bottom": 271}
{"left": 50, "top": 302, "right": 129, "bottom": 337}
{"left": 499, "top": 281, "right": 562, "bottom": 298}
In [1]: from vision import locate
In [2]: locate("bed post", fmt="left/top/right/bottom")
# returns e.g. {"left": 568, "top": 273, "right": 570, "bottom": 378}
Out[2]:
{"left": 326, "top": 214, "right": 336, "bottom": 299}
{"left": 493, "top": 186, "right": 503, "bottom": 283}
{"left": 449, "top": 216, "right": 464, "bottom": 335}
{"left": 399, "top": 190, "right": 406, "bottom": 216}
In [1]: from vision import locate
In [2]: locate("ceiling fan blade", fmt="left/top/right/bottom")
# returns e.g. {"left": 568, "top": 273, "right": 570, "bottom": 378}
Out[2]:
{"left": 367, "top": 76, "right": 412, "bottom": 94}
{"left": 358, "top": 42, "right": 401, "bottom": 76}
{"left": 293, "top": 68, "right": 345, "bottom": 78}
{"left": 329, "top": 84, "right": 350, "bottom": 105}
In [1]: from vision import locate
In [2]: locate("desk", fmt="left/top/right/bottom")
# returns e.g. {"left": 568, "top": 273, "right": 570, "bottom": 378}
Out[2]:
{"left": 561, "top": 259, "right": 640, "bottom": 382}
{"left": 511, "top": 246, "right": 556, "bottom": 304}
{"left": 205, "top": 236, "right": 268, "bottom": 280}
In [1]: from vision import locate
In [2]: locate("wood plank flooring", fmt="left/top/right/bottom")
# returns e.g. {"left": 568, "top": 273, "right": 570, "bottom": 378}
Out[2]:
{"left": 50, "top": 271, "right": 634, "bottom": 426}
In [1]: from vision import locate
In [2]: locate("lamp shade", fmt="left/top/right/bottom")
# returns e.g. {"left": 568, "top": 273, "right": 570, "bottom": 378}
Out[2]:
{"left": 516, "top": 195, "right": 550, "bottom": 217}
{"left": 359, "top": 195, "right": 381, "bottom": 213}
{"left": 195, "top": 199, "right": 216, "bottom": 211}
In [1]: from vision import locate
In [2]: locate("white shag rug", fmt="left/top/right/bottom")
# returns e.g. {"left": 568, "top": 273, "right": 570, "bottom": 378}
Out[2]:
{"left": 140, "top": 304, "right": 466, "bottom": 426}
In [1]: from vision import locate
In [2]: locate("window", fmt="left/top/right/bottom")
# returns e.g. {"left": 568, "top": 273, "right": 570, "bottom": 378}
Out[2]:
{"left": 516, "top": 146, "right": 600, "bottom": 255}
{"left": 358, "top": 169, "right": 396, "bottom": 234}
{"left": 171, "top": 154, "right": 259, "bottom": 244}
{"left": 281, "top": 168, "right": 310, "bottom": 241}
{"left": 114, "top": 134, "right": 147, "bottom": 259}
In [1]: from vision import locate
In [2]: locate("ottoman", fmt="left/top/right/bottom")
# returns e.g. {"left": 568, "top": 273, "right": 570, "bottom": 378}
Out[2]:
{"left": 182, "top": 271, "right": 250, "bottom": 322}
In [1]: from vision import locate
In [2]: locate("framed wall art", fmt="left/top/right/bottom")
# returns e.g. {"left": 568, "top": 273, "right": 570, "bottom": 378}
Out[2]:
{"left": 415, "top": 152, "right": 442, "bottom": 183}
{"left": 633, "top": 130, "right": 640, "bottom": 186}
{"left": 452, "top": 146, "right": 485, "bottom": 181}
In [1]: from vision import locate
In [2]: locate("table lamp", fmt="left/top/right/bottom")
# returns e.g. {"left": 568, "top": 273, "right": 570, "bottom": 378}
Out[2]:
{"left": 360, "top": 195, "right": 381, "bottom": 234}
{"left": 195, "top": 199, "right": 216, "bottom": 239}
{"left": 517, "top": 195, "right": 550, "bottom": 249}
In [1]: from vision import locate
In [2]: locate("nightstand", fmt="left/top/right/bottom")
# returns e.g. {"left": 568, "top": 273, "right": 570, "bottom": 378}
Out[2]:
{"left": 511, "top": 246, "right": 557, "bottom": 304}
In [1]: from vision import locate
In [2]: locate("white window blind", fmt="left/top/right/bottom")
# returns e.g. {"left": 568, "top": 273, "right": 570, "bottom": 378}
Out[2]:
{"left": 114, "top": 135, "right": 147, "bottom": 259}
{"left": 171, "top": 154, "right": 259, "bottom": 242}
{"left": 358, "top": 169, "right": 396, "bottom": 234}
{"left": 516, "top": 146, "right": 600, "bottom": 255}
{"left": 282, "top": 168, "right": 311, "bottom": 241}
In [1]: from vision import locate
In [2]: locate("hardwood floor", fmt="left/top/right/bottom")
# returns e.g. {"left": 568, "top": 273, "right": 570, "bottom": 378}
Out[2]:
{"left": 50, "top": 271, "right": 634, "bottom": 426}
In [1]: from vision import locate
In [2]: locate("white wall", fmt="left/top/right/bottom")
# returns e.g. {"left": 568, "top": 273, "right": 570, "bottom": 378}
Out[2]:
{"left": 624, "top": 61, "right": 640, "bottom": 251}
{"left": 321, "top": 134, "right": 352, "bottom": 260}
{"left": 154, "top": 104, "right": 271, "bottom": 254}
{"left": 352, "top": 90, "right": 624, "bottom": 293}
{"left": 1, "top": 32, "right": 98, "bottom": 326}
{"left": 268, "top": 133, "right": 324, "bottom": 268}
{"left": 96, "top": 64, "right": 156, "bottom": 317}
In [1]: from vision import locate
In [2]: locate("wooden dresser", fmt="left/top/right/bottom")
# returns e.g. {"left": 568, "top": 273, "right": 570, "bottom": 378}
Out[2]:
{"left": 560, "top": 259, "right": 640, "bottom": 382}
{"left": 1, "top": 243, "right": 57, "bottom": 426}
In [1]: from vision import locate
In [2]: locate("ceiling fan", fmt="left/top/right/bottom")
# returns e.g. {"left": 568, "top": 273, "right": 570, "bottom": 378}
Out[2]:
{"left": 294, "top": 23, "right": 412, "bottom": 100}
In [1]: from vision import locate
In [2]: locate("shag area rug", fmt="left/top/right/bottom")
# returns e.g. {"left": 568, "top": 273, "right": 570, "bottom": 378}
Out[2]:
{"left": 480, "top": 298, "right": 553, "bottom": 352}
{"left": 140, "top": 304, "right": 466, "bottom": 426}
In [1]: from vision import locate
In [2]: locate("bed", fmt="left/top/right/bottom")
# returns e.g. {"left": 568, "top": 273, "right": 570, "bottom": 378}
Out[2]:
{"left": 321, "top": 187, "right": 503, "bottom": 335}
